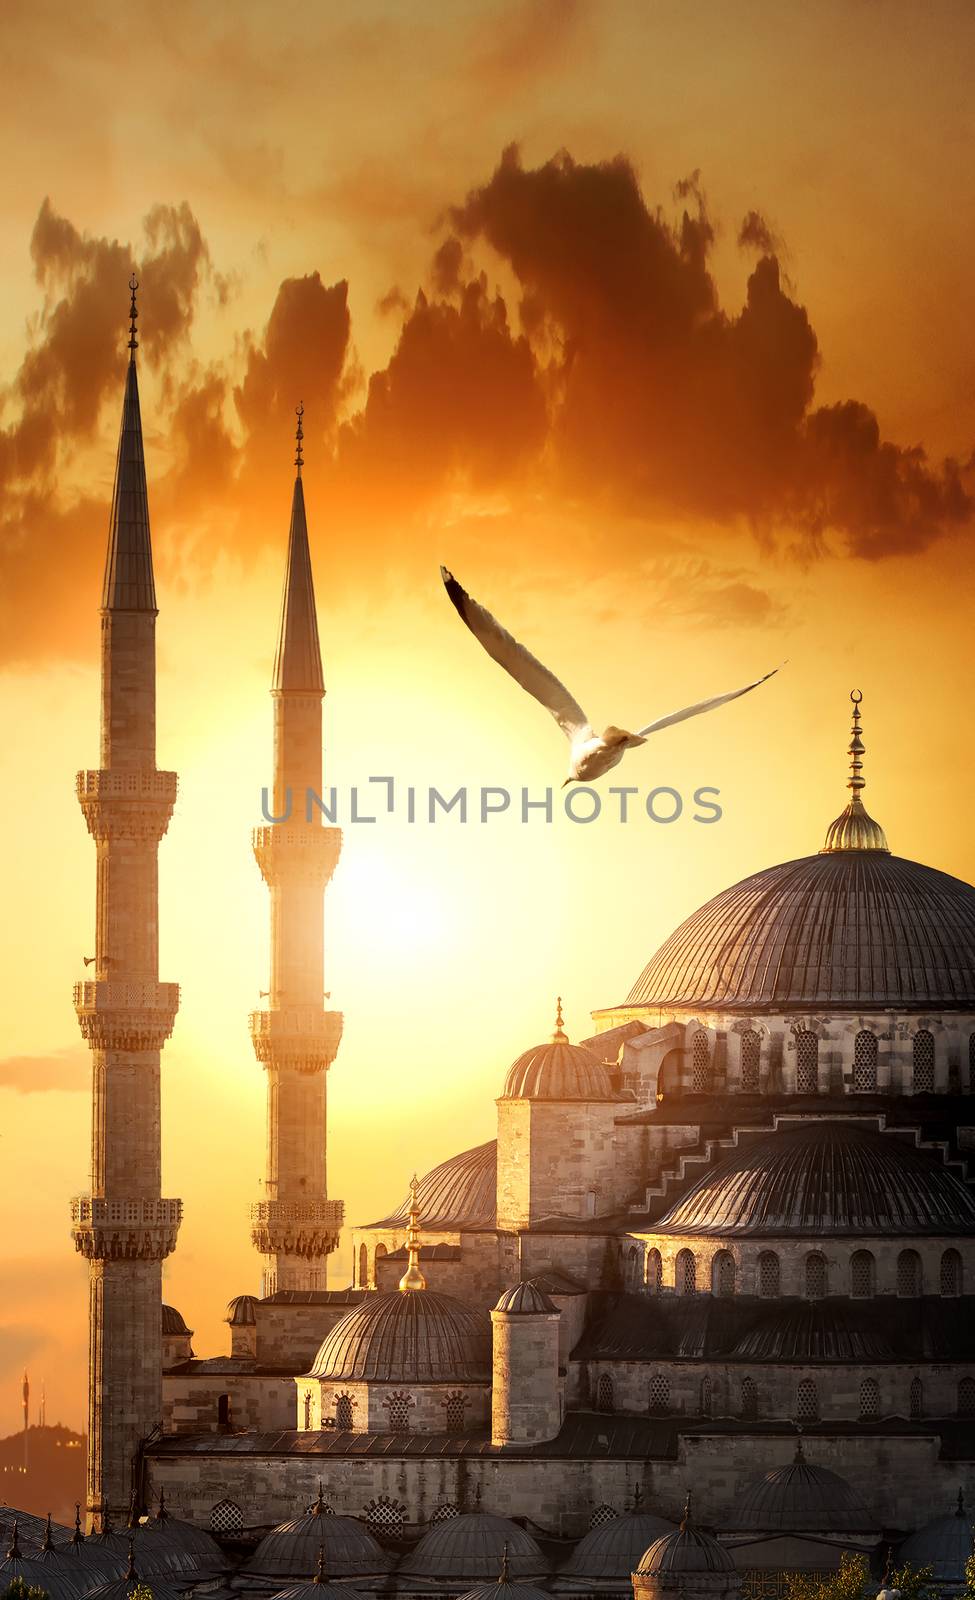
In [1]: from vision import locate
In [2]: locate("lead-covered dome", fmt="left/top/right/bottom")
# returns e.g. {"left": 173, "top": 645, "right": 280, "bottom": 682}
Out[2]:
{"left": 308, "top": 1290, "right": 491, "bottom": 1383}
{"left": 725, "top": 1446, "right": 875, "bottom": 1532}
{"left": 657, "top": 1120, "right": 975, "bottom": 1237}
{"left": 564, "top": 1512, "right": 676, "bottom": 1578}
{"left": 367, "top": 1142, "right": 497, "bottom": 1230}
{"left": 626, "top": 849, "right": 975, "bottom": 1011}
{"left": 502, "top": 1004, "right": 616, "bottom": 1101}
{"left": 636, "top": 1508, "right": 733, "bottom": 1575}
{"left": 899, "top": 1492, "right": 975, "bottom": 1582}
{"left": 400, "top": 1513, "right": 546, "bottom": 1580}
{"left": 248, "top": 1498, "right": 391, "bottom": 1578}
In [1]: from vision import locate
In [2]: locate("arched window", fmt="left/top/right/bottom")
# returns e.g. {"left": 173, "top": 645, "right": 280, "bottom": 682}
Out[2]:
{"left": 217, "top": 1393, "right": 232, "bottom": 1427}
{"left": 692, "top": 1032, "right": 711, "bottom": 1092}
{"left": 859, "top": 1378, "right": 880, "bottom": 1420}
{"left": 358, "top": 1243, "right": 368, "bottom": 1287}
{"left": 741, "top": 1376, "right": 758, "bottom": 1419}
{"left": 700, "top": 1375, "right": 712, "bottom": 1417}
{"left": 646, "top": 1248, "right": 662, "bottom": 1293}
{"left": 851, "top": 1249, "right": 876, "bottom": 1298}
{"left": 941, "top": 1248, "right": 963, "bottom": 1296}
{"left": 853, "top": 1030, "right": 878, "bottom": 1091}
{"left": 625, "top": 1245, "right": 641, "bottom": 1292}
{"left": 209, "top": 1499, "right": 243, "bottom": 1536}
{"left": 913, "top": 1030, "right": 935, "bottom": 1092}
{"left": 364, "top": 1495, "right": 406, "bottom": 1540}
{"left": 712, "top": 1250, "right": 736, "bottom": 1297}
{"left": 589, "top": 1504, "right": 618, "bottom": 1529}
{"left": 303, "top": 1391, "right": 313, "bottom": 1429}
{"left": 432, "top": 1502, "right": 460, "bottom": 1523}
{"left": 444, "top": 1391, "right": 468, "bottom": 1432}
{"left": 958, "top": 1378, "right": 975, "bottom": 1418}
{"left": 796, "top": 1378, "right": 819, "bottom": 1420}
{"left": 384, "top": 1391, "right": 414, "bottom": 1431}
{"left": 374, "top": 1243, "right": 387, "bottom": 1281}
{"left": 910, "top": 1377, "right": 923, "bottom": 1420}
{"left": 740, "top": 1030, "right": 761, "bottom": 1091}
{"left": 758, "top": 1251, "right": 780, "bottom": 1298}
{"left": 676, "top": 1249, "right": 697, "bottom": 1295}
{"left": 897, "top": 1249, "right": 922, "bottom": 1297}
{"left": 804, "top": 1251, "right": 827, "bottom": 1300}
{"left": 597, "top": 1373, "right": 615, "bottom": 1413}
{"left": 796, "top": 1030, "right": 819, "bottom": 1093}
{"left": 648, "top": 1374, "right": 670, "bottom": 1415}
{"left": 335, "top": 1393, "right": 355, "bottom": 1431}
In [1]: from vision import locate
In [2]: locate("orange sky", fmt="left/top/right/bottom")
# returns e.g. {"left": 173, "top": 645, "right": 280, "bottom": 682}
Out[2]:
{"left": 2, "top": 0, "right": 975, "bottom": 1438}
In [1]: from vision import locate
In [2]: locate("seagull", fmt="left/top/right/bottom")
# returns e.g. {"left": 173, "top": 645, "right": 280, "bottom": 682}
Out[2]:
{"left": 440, "top": 566, "right": 782, "bottom": 785}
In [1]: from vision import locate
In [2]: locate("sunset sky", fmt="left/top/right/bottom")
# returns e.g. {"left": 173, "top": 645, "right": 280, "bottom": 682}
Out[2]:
{"left": 2, "top": 0, "right": 974, "bottom": 1437}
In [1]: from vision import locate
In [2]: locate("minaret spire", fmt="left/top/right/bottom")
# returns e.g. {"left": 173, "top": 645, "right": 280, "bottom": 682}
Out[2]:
{"left": 821, "top": 690, "right": 890, "bottom": 854}
{"left": 72, "top": 281, "right": 180, "bottom": 1528}
{"left": 251, "top": 415, "right": 343, "bottom": 1296}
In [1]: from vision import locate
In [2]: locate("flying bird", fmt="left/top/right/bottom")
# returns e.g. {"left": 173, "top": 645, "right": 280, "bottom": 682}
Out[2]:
{"left": 440, "top": 566, "right": 781, "bottom": 785}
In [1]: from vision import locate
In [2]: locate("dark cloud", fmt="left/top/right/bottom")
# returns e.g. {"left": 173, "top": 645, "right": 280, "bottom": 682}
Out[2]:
{"left": 0, "top": 1046, "right": 88, "bottom": 1093}
{"left": 738, "top": 209, "right": 779, "bottom": 254}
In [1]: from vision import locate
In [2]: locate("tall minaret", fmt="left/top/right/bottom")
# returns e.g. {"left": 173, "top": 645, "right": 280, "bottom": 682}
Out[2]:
{"left": 72, "top": 277, "right": 180, "bottom": 1528}
{"left": 250, "top": 408, "right": 344, "bottom": 1296}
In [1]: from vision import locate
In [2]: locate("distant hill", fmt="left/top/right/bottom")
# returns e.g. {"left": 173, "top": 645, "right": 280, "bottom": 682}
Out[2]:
{"left": 0, "top": 1425, "right": 85, "bottom": 1525}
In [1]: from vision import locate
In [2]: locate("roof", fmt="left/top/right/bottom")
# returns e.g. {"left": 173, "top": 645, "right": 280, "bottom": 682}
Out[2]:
{"left": 366, "top": 1142, "right": 497, "bottom": 1231}
{"left": 249, "top": 1506, "right": 391, "bottom": 1578}
{"left": 494, "top": 1281, "right": 558, "bottom": 1315}
{"left": 724, "top": 1449, "right": 876, "bottom": 1533}
{"left": 502, "top": 1038, "right": 618, "bottom": 1102}
{"left": 635, "top": 1517, "right": 734, "bottom": 1575}
{"left": 624, "top": 849, "right": 975, "bottom": 1011}
{"left": 226, "top": 1294, "right": 259, "bottom": 1325}
{"left": 655, "top": 1120, "right": 975, "bottom": 1237}
{"left": 101, "top": 357, "right": 156, "bottom": 612}
{"left": 308, "top": 1290, "right": 491, "bottom": 1383}
{"left": 161, "top": 1304, "right": 190, "bottom": 1335}
{"left": 264, "top": 1291, "right": 367, "bottom": 1307}
{"left": 399, "top": 1514, "right": 546, "bottom": 1580}
{"left": 272, "top": 475, "right": 325, "bottom": 694}
{"left": 899, "top": 1494, "right": 975, "bottom": 1580}
{"left": 380, "top": 1244, "right": 463, "bottom": 1264}
{"left": 562, "top": 1512, "right": 676, "bottom": 1578}
{"left": 577, "top": 1291, "right": 975, "bottom": 1363}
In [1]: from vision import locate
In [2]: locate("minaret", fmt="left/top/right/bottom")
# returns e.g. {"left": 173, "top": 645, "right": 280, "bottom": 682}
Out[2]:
{"left": 250, "top": 408, "right": 344, "bottom": 1296}
{"left": 22, "top": 1370, "right": 28, "bottom": 1473}
{"left": 72, "top": 277, "right": 181, "bottom": 1528}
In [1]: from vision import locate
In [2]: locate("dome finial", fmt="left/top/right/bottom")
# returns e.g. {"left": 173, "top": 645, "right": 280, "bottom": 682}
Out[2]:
{"left": 128, "top": 273, "right": 139, "bottom": 359}
{"left": 295, "top": 402, "right": 304, "bottom": 476}
{"left": 552, "top": 996, "right": 567, "bottom": 1043}
{"left": 398, "top": 1173, "right": 428, "bottom": 1292}
{"left": 794, "top": 1424, "right": 805, "bottom": 1463}
{"left": 680, "top": 1489, "right": 692, "bottom": 1531}
{"left": 499, "top": 1540, "right": 510, "bottom": 1585}
{"left": 821, "top": 689, "right": 890, "bottom": 854}
{"left": 314, "top": 1541, "right": 327, "bottom": 1584}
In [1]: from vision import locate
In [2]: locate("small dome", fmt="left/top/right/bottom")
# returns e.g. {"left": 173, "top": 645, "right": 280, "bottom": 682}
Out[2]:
{"left": 657, "top": 1121, "right": 975, "bottom": 1238}
{"left": 503, "top": 1032, "right": 615, "bottom": 1102}
{"left": 367, "top": 1142, "right": 497, "bottom": 1230}
{"left": 899, "top": 1492, "right": 975, "bottom": 1582}
{"left": 636, "top": 1512, "right": 734, "bottom": 1576}
{"left": 726, "top": 1448, "right": 875, "bottom": 1533}
{"left": 0, "top": 1530, "right": 84, "bottom": 1600}
{"left": 147, "top": 1496, "right": 229, "bottom": 1569}
{"left": 457, "top": 1584, "right": 550, "bottom": 1600}
{"left": 249, "top": 1501, "right": 391, "bottom": 1579}
{"left": 309, "top": 1290, "right": 491, "bottom": 1383}
{"left": 225, "top": 1294, "right": 258, "bottom": 1326}
{"left": 565, "top": 1512, "right": 676, "bottom": 1578}
{"left": 268, "top": 1581, "right": 364, "bottom": 1600}
{"left": 400, "top": 1514, "right": 547, "bottom": 1580}
{"left": 87, "top": 1571, "right": 183, "bottom": 1600}
{"left": 161, "top": 1305, "right": 190, "bottom": 1335}
{"left": 494, "top": 1281, "right": 558, "bottom": 1315}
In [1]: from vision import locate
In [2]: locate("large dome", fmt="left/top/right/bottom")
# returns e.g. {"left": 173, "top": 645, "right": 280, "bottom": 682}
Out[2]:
{"left": 367, "top": 1142, "right": 497, "bottom": 1231}
{"left": 625, "top": 850, "right": 975, "bottom": 1012}
{"left": 563, "top": 1512, "right": 676, "bottom": 1578}
{"left": 399, "top": 1513, "right": 546, "bottom": 1580}
{"left": 656, "top": 1119, "right": 975, "bottom": 1237}
{"left": 248, "top": 1501, "right": 391, "bottom": 1578}
{"left": 725, "top": 1447, "right": 875, "bottom": 1533}
{"left": 308, "top": 1289, "right": 491, "bottom": 1383}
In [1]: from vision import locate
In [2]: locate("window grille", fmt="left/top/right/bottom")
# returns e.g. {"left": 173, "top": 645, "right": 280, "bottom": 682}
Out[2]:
{"left": 335, "top": 1393, "right": 355, "bottom": 1431}
{"left": 700, "top": 1376, "right": 712, "bottom": 1417}
{"left": 741, "top": 1377, "right": 758, "bottom": 1419}
{"left": 910, "top": 1377, "right": 923, "bottom": 1420}
{"left": 958, "top": 1378, "right": 975, "bottom": 1418}
{"left": 859, "top": 1378, "right": 880, "bottom": 1420}
{"left": 851, "top": 1250, "right": 875, "bottom": 1298}
{"left": 677, "top": 1249, "right": 697, "bottom": 1295}
{"left": 597, "top": 1373, "right": 615, "bottom": 1413}
{"left": 692, "top": 1032, "right": 711, "bottom": 1092}
{"left": 796, "top": 1379, "right": 819, "bottom": 1420}
{"left": 969, "top": 1033, "right": 975, "bottom": 1092}
{"left": 384, "top": 1391, "right": 414, "bottom": 1431}
{"left": 853, "top": 1030, "right": 877, "bottom": 1091}
{"left": 364, "top": 1495, "right": 407, "bottom": 1540}
{"left": 431, "top": 1502, "right": 460, "bottom": 1523}
{"left": 741, "top": 1030, "right": 760, "bottom": 1091}
{"left": 897, "top": 1250, "right": 921, "bottom": 1297}
{"left": 649, "top": 1374, "right": 670, "bottom": 1415}
{"left": 941, "top": 1249, "right": 963, "bottom": 1296}
{"left": 913, "top": 1030, "right": 935, "bottom": 1092}
{"left": 444, "top": 1391, "right": 468, "bottom": 1432}
{"left": 795, "top": 1030, "right": 818, "bottom": 1093}
{"left": 646, "top": 1249, "right": 662, "bottom": 1293}
{"left": 589, "top": 1504, "right": 618, "bottom": 1529}
{"left": 209, "top": 1500, "right": 243, "bottom": 1536}
{"left": 714, "top": 1251, "right": 735, "bottom": 1297}
{"left": 758, "top": 1252, "right": 780, "bottom": 1298}
{"left": 805, "top": 1252, "right": 827, "bottom": 1300}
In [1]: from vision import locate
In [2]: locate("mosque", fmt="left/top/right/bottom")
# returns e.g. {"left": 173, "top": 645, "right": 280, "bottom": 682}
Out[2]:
{"left": 7, "top": 288, "right": 975, "bottom": 1600}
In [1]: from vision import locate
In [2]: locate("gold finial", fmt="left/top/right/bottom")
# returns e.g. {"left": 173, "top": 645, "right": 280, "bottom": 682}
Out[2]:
{"left": 399, "top": 1173, "right": 427, "bottom": 1292}
{"left": 128, "top": 274, "right": 139, "bottom": 358}
{"left": 314, "top": 1542, "right": 327, "bottom": 1584}
{"left": 821, "top": 690, "right": 889, "bottom": 854}
{"left": 552, "top": 996, "right": 568, "bottom": 1043}
{"left": 679, "top": 1489, "right": 692, "bottom": 1531}
{"left": 295, "top": 403, "right": 304, "bottom": 475}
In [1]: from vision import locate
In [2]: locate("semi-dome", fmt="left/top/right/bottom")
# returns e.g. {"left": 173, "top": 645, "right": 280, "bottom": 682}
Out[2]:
{"left": 161, "top": 1305, "right": 190, "bottom": 1335}
{"left": 249, "top": 1497, "right": 391, "bottom": 1578}
{"left": 899, "top": 1491, "right": 975, "bottom": 1582}
{"left": 225, "top": 1294, "right": 258, "bottom": 1326}
{"left": 728, "top": 1302, "right": 897, "bottom": 1362}
{"left": 308, "top": 1290, "right": 491, "bottom": 1383}
{"left": 564, "top": 1512, "right": 676, "bottom": 1578}
{"left": 636, "top": 1503, "right": 734, "bottom": 1575}
{"left": 503, "top": 1003, "right": 616, "bottom": 1101}
{"left": 494, "top": 1280, "right": 558, "bottom": 1315}
{"left": 725, "top": 1444, "right": 875, "bottom": 1532}
{"left": 367, "top": 1142, "right": 497, "bottom": 1230}
{"left": 399, "top": 1513, "right": 546, "bottom": 1580}
{"left": 656, "top": 1120, "right": 975, "bottom": 1237}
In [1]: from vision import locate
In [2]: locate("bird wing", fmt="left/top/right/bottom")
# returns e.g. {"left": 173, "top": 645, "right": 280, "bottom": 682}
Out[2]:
{"left": 635, "top": 664, "right": 782, "bottom": 738}
{"left": 440, "top": 566, "right": 590, "bottom": 740}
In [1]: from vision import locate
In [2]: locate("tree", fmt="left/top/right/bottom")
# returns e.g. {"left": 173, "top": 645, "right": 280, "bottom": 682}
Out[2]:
{"left": 785, "top": 1553, "right": 935, "bottom": 1600}
{"left": 1, "top": 1581, "right": 49, "bottom": 1600}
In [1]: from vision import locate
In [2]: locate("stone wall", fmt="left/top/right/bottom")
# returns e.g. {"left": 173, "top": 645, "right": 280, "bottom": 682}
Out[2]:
{"left": 162, "top": 1371, "right": 295, "bottom": 1433}
{"left": 296, "top": 1377, "right": 491, "bottom": 1435}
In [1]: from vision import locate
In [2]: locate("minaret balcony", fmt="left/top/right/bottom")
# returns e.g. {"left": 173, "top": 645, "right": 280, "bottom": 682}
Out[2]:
{"left": 77, "top": 768, "right": 177, "bottom": 843}
{"left": 251, "top": 824, "right": 342, "bottom": 887}
{"left": 249, "top": 1006, "right": 343, "bottom": 1071}
{"left": 74, "top": 979, "right": 180, "bottom": 1053}
{"left": 70, "top": 1195, "right": 182, "bottom": 1261}
{"left": 250, "top": 1197, "right": 344, "bottom": 1259}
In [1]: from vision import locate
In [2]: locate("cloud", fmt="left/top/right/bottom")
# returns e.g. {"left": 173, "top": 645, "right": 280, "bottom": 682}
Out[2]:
{"left": 0, "top": 1046, "right": 88, "bottom": 1094}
